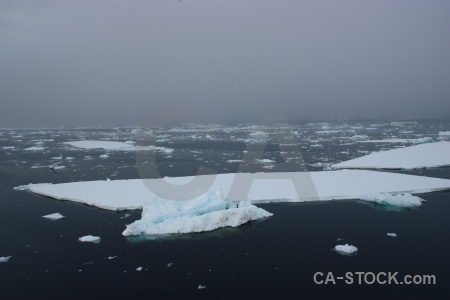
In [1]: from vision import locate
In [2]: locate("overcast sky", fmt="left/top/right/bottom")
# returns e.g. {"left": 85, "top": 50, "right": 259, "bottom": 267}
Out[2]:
{"left": 1, "top": 0, "right": 449, "bottom": 127}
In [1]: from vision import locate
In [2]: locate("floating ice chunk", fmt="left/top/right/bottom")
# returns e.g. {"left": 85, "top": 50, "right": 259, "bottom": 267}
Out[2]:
{"left": 24, "top": 146, "right": 44, "bottom": 151}
{"left": 2, "top": 146, "right": 15, "bottom": 150}
{"left": 99, "top": 154, "right": 109, "bottom": 158}
{"left": 310, "top": 144, "right": 322, "bottom": 148}
{"left": 51, "top": 155, "right": 63, "bottom": 160}
{"left": 78, "top": 235, "right": 101, "bottom": 243}
{"left": 387, "top": 233, "right": 397, "bottom": 237}
{"left": 66, "top": 157, "right": 75, "bottom": 160}
{"left": 317, "top": 130, "right": 342, "bottom": 134}
{"left": 256, "top": 159, "right": 275, "bottom": 163}
{"left": 226, "top": 160, "right": 243, "bottom": 163}
{"left": 198, "top": 284, "right": 207, "bottom": 289}
{"left": 42, "top": 213, "right": 65, "bottom": 220}
{"left": 167, "top": 263, "right": 173, "bottom": 267}
{"left": 64, "top": 140, "right": 172, "bottom": 153}
{"left": 332, "top": 142, "right": 450, "bottom": 169}
{"left": 438, "top": 131, "right": 450, "bottom": 136}
{"left": 350, "top": 135, "right": 369, "bottom": 141}
{"left": 107, "top": 256, "right": 117, "bottom": 260}
{"left": 136, "top": 267, "right": 143, "bottom": 271}
{"left": 0, "top": 256, "right": 12, "bottom": 263}
{"left": 410, "top": 137, "right": 432, "bottom": 144}
{"left": 359, "top": 193, "right": 422, "bottom": 208}
{"left": 391, "top": 121, "right": 417, "bottom": 126}
{"left": 122, "top": 188, "right": 273, "bottom": 236}
{"left": 334, "top": 244, "right": 358, "bottom": 254}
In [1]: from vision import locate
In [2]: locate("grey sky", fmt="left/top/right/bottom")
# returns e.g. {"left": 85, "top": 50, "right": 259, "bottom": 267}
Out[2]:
{"left": 1, "top": 0, "right": 449, "bottom": 127}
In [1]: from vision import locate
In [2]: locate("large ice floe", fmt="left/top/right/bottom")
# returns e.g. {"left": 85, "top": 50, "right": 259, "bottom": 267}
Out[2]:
{"left": 122, "top": 188, "right": 273, "bottom": 236}
{"left": 332, "top": 141, "right": 450, "bottom": 170}
{"left": 64, "top": 140, "right": 173, "bottom": 153}
{"left": 17, "top": 170, "right": 450, "bottom": 211}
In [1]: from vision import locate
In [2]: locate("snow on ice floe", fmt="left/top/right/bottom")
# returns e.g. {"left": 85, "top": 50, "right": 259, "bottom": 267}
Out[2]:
{"left": 122, "top": 188, "right": 273, "bottom": 236}
{"left": 334, "top": 244, "right": 358, "bottom": 255}
{"left": 16, "top": 170, "right": 450, "bottom": 211}
{"left": 332, "top": 141, "right": 450, "bottom": 170}
{"left": 359, "top": 193, "right": 423, "bottom": 208}
{"left": 78, "top": 235, "right": 101, "bottom": 243}
{"left": 0, "top": 256, "right": 12, "bottom": 263}
{"left": 42, "top": 213, "right": 65, "bottom": 220}
{"left": 64, "top": 140, "right": 173, "bottom": 153}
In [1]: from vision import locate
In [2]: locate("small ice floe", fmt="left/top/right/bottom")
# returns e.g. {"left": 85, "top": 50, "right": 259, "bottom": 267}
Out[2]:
{"left": 387, "top": 233, "right": 397, "bottom": 237}
{"left": 78, "top": 235, "right": 101, "bottom": 243}
{"left": 51, "top": 155, "right": 63, "bottom": 160}
{"left": 438, "top": 131, "right": 450, "bottom": 136}
{"left": 24, "top": 146, "right": 44, "bottom": 151}
{"left": 2, "top": 146, "right": 15, "bottom": 150}
{"left": 83, "top": 156, "right": 93, "bottom": 160}
{"left": 99, "top": 154, "right": 109, "bottom": 158}
{"left": 226, "top": 159, "right": 243, "bottom": 163}
{"left": 198, "top": 284, "right": 207, "bottom": 290}
{"left": 359, "top": 193, "right": 423, "bottom": 208}
{"left": 256, "top": 159, "right": 275, "bottom": 163}
{"left": 136, "top": 267, "right": 143, "bottom": 271}
{"left": 107, "top": 256, "right": 117, "bottom": 260}
{"left": 310, "top": 144, "right": 322, "bottom": 148}
{"left": 42, "top": 213, "right": 65, "bottom": 220}
{"left": 120, "top": 213, "right": 131, "bottom": 219}
{"left": 167, "top": 263, "right": 173, "bottom": 267}
{"left": 66, "top": 157, "right": 75, "bottom": 160}
{"left": 334, "top": 244, "right": 358, "bottom": 255}
{"left": 336, "top": 238, "right": 344, "bottom": 241}
{"left": 0, "top": 256, "right": 12, "bottom": 263}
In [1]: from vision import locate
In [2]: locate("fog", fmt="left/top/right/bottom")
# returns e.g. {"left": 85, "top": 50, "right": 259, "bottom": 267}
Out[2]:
{"left": 1, "top": 0, "right": 449, "bottom": 127}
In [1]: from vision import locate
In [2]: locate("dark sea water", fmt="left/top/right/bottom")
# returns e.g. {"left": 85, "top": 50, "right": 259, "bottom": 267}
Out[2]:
{"left": 1, "top": 120, "right": 449, "bottom": 299}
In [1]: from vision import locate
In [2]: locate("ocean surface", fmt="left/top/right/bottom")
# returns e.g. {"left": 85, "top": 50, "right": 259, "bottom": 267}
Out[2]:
{"left": 1, "top": 120, "right": 449, "bottom": 299}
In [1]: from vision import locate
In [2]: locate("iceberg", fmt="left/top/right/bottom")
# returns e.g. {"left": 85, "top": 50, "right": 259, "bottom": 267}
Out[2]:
{"left": 359, "top": 193, "right": 422, "bottom": 208}
{"left": 42, "top": 213, "right": 65, "bottom": 220}
{"left": 16, "top": 170, "right": 450, "bottom": 211}
{"left": 122, "top": 188, "right": 272, "bottom": 236}
{"left": 332, "top": 141, "right": 450, "bottom": 169}
{"left": 334, "top": 244, "right": 358, "bottom": 254}
{"left": 0, "top": 256, "right": 12, "bottom": 263}
{"left": 78, "top": 235, "right": 101, "bottom": 243}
